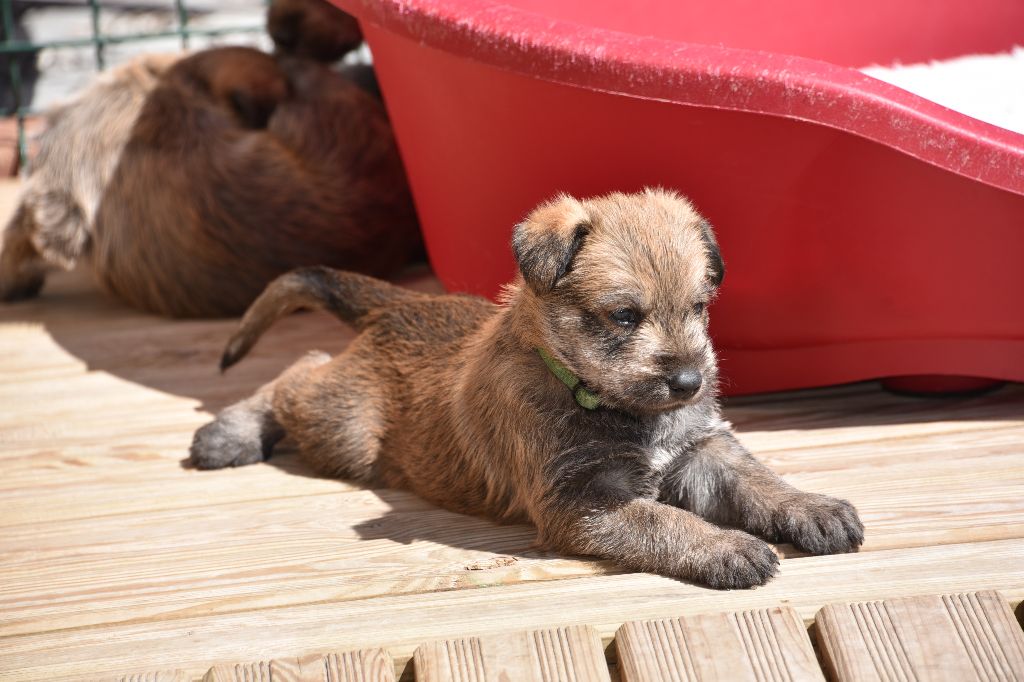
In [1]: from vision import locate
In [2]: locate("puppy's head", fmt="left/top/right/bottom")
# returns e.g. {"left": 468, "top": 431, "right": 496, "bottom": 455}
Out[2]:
{"left": 512, "top": 188, "right": 724, "bottom": 414}
{"left": 267, "top": 0, "right": 363, "bottom": 63}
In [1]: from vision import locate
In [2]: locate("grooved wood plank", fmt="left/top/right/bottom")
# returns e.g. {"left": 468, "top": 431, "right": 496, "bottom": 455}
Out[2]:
{"left": 414, "top": 638, "right": 488, "bottom": 682}
{"left": 615, "top": 606, "right": 823, "bottom": 682}
{"left": 414, "top": 625, "right": 610, "bottom": 682}
{"left": 202, "top": 649, "right": 395, "bottom": 682}
{"left": 815, "top": 590, "right": 1024, "bottom": 681}
{"left": 103, "top": 672, "right": 190, "bottom": 682}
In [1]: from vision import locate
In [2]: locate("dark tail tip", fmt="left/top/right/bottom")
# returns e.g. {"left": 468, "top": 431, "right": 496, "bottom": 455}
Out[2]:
{"left": 219, "top": 349, "right": 238, "bottom": 373}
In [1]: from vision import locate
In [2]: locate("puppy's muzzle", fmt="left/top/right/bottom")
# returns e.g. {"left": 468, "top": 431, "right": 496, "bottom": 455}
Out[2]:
{"left": 667, "top": 368, "right": 703, "bottom": 399}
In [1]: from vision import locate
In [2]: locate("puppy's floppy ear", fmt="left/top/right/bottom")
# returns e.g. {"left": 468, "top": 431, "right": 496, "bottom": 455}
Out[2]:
{"left": 698, "top": 219, "right": 725, "bottom": 288}
{"left": 512, "top": 194, "right": 591, "bottom": 293}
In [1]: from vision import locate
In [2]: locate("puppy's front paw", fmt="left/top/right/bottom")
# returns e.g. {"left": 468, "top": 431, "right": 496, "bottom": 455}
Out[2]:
{"left": 779, "top": 493, "right": 864, "bottom": 555}
{"left": 694, "top": 529, "right": 779, "bottom": 589}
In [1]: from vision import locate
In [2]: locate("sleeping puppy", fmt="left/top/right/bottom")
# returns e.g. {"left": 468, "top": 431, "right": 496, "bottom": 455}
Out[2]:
{"left": 0, "top": 47, "right": 420, "bottom": 317}
{"left": 191, "top": 189, "right": 864, "bottom": 588}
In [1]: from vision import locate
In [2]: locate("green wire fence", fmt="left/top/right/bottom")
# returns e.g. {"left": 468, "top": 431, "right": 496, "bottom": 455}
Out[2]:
{"left": 1, "top": 0, "right": 268, "bottom": 169}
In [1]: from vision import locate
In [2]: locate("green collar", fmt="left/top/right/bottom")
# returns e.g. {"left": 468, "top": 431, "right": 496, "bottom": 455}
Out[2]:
{"left": 537, "top": 348, "right": 600, "bottom": 410}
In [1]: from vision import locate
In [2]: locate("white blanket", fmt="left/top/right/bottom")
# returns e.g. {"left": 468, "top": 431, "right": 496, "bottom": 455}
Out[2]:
{"left": 862, "top": 46, "right": 1024, "bottom": 136}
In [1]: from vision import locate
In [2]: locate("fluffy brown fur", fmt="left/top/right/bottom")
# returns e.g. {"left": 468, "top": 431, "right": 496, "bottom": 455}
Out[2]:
{"left": 0, "top": 46, "right": 419, "bottom": 317}
{"left": 191, "top": 189, "right": 864, "bottom": 589}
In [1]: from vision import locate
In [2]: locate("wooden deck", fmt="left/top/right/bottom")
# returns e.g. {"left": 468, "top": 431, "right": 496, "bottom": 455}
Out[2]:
{"left": 1, "top": 187, "right": 1023, "bottom": 679}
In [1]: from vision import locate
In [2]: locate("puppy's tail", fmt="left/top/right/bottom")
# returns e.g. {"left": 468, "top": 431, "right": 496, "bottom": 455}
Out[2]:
{"left": 220, "top": 266, "right": 414, "bottom": 371}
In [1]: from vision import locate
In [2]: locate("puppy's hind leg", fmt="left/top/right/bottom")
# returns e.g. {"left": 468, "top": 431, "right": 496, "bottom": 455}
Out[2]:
{"left": 189, "top": 351, "right": 329, "bottom": 469}
{"left": 270, "top": 343, "right": 388, "bottom": 483}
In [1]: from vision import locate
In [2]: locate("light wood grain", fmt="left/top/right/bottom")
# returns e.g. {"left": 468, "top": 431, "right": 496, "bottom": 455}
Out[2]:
{"left": 202, "top": 649, "right": 394, "bottom": 682}
{"left": 4, "top": 449, "right": 1023, "bottom": 638}
{"left": 815, "top": 590, "right": 1024, "bottom": 681}
{"left": 414, "top": 625, "right": 610, "bottom": 682}
{"left": 616, "top": 607, "right": 823, "bottom": 682}
{"left": 2, "top": 540, "right": 1023, "bottom": 681}
{"left": 0, "top": 490, "right": 585, "bottom": 638}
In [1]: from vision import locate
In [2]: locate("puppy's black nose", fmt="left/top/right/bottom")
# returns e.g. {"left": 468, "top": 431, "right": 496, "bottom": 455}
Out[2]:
{"left": 667, "top": 369, "right": 703, "bottom": 398}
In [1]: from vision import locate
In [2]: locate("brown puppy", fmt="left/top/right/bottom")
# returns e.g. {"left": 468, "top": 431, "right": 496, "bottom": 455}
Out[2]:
{"left": 191, "top": 189, "right": 864, "bottom": 589}
{"left": 1, "top": 46, "right": 419, "bottom": 317}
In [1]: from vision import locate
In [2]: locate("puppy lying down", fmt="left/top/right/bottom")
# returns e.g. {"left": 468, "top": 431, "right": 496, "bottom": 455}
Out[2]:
{"left": 191, "top": 189, "right": 863, "bottom": 588}
{"left": 0, "top": 46, "right": 419, "bottom": 317}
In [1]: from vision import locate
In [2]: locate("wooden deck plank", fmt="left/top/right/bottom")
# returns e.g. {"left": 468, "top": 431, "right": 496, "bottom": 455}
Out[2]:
{"left": 815, "top": 591, "right": 1024, "bottom": 681}
{"left": 202, "top": 649, "right": 395, "bottom": 682}
{"left": 2, "top": 539, "right": 1022, "bottom": 681}
{"left": 2, "top": 417, "right": 1022, "bottom": 528}
{"left": 726, "top": 386, "right": 1024, "bottom": 456}
{"left": 3, "top": 450, "right": 1021, "bottom": 638}
{"left": 414, "top": 625, "right": 610, "bottom": 682}
{"left": 615, "top": 607, "right": 823, "bottom": 682}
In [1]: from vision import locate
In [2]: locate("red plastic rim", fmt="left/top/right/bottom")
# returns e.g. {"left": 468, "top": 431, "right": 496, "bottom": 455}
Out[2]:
{"left": 332, "top": 0, "right": 1024, "bottom": 197}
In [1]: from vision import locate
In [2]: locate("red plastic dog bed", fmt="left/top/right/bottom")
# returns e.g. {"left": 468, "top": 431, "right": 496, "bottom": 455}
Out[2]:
{"left": 331, "top": 0, "right": 1024, "bottom": 395}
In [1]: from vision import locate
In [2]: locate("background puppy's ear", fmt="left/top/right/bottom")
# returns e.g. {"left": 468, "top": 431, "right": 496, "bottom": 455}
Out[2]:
{"left": 699, "top": 219, "right": 725, "bottom": 288}
{"left": 512, "top": 195, "right": 590, "bottom": 293}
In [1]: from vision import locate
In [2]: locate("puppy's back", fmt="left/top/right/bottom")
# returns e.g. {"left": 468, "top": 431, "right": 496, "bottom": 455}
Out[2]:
{"left": 92, "top": 51, "right": 421, "bottom": 317}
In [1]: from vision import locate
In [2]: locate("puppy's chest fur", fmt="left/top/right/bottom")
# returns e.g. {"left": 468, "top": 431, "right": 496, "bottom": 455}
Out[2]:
{"left": 541, "top": 402, "right": 720, "bottom": 503}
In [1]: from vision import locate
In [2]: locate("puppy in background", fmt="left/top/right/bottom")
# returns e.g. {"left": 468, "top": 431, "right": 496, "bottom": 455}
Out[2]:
{"left": 0, "top": 44, "right": 419, "bottom": 317}
{"left": 95, "top": 47, "right": 418, "bottom": 317}
{"left": 191, "top": 189, "right": 863, "bottom": 589}
{"left": 1, "top": 0, "right": 418, "bottom": 317}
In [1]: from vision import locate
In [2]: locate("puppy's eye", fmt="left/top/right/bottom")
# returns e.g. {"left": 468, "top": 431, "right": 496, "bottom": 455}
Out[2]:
{"left": 610, "top": 308, "right": 639, "bottom": 328}
{"left": 692, "top": 302, "right": 706, "bottom": 316}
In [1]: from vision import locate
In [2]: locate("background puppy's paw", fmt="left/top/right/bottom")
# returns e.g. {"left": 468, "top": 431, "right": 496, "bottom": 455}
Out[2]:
{"left": 781, "top": 493, "right": 864, "bottom": 555}
{"left": 694, "top": 528, "right": 779, "bottom": 589}
{"left": 188, "top": 411, "right": 276, "bottom": 470}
